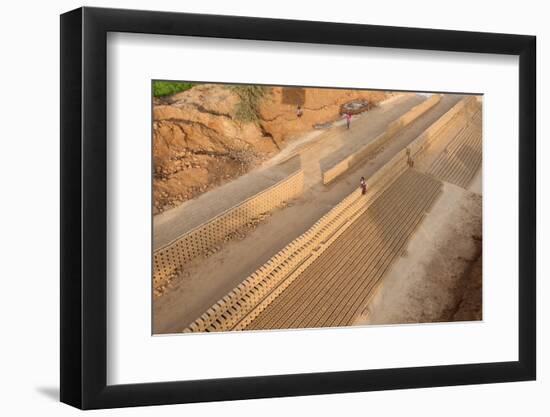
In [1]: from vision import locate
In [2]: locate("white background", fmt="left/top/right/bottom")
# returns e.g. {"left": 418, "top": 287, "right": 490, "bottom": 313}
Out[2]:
{"left": 108, "top": 34, "right": 518, "bottom": 384}
{"left": 0, "top": 0, "right": 546, "bottom": 415}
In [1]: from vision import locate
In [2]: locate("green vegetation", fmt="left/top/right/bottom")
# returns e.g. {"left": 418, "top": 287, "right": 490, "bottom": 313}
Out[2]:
{"left": 153, "top": 81, "right": 196, "bottom": 97}
{"left": 228, "top": 85, "right": 270, "bottom": 123}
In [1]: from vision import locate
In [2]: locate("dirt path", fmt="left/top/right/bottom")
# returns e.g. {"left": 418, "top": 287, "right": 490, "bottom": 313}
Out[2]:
{"left": 153, "top": 94, "right": 464, "bottom": 334}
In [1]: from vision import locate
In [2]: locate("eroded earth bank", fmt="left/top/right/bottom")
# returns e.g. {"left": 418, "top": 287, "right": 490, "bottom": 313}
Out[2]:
{"left": 153, "top": 84, "right": 387, "bottom": 214}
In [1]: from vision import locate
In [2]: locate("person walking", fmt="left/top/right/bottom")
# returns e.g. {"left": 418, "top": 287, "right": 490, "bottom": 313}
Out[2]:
{"left": 345, "top": 112, "right": 352, "bottom": 129}
{"left": 296, "top": 106, "right": 303, "bottom": 118}
{"left": 360, "top": 176, "right": 367, "bottom": 195}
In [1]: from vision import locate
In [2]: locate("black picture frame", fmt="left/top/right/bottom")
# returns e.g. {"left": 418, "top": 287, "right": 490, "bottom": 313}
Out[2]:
{"left": 60, "top": 6, "right": 536, "bottom": 410}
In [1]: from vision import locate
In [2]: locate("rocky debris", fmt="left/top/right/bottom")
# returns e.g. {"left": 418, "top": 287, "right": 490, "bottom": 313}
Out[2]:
{"left": 153, "top": 269, "right": 181, "bottom": 297}
{"left": 313, "top": 122, "right": 333, "bottom": 129}
{"left": 222, "top": 211, "right": 272, "bottom": 243}
{"left": 340, "top": 99, "right": 373, "bottom": 115}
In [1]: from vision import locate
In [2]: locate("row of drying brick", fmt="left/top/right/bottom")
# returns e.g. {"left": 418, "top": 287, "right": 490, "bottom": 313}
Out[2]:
{"left": 153, "top": 169, "right": 305, "bottom": 287}
{"left": 183, "top": 186, "right": 369, "bottom": 332}
{"left": 408, "top": 96, "right": 478, "bottom": 163}
{"left": 245, "top": 169, "right": 443, "bottom": 330}
{"left": 322, "top": 94, "right": 442, "bottom": 184}
{"left": 428, "top": 108, "right": 482, "bottom": 188}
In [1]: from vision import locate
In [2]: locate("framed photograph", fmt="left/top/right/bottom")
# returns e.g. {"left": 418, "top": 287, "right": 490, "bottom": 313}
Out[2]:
{"left": 60, "top": 6, "right": 536, "bottom": 409}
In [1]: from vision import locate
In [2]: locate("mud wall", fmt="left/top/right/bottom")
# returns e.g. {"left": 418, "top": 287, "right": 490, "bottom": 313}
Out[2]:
{"left": 153, "top": 169, "right": 305, "bottom": 285}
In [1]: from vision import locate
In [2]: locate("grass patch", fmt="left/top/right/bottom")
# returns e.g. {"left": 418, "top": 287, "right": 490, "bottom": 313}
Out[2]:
{"left": 228, "top": 85, "right": 270, "bottom": 123}
{"left": 153, "top": 81, "right": 196, "bottom": 97}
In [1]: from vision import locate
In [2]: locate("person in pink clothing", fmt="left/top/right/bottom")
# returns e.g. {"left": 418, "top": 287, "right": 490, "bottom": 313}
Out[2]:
{"left": 345, "top": 112, "right": 352, "bottom": 129}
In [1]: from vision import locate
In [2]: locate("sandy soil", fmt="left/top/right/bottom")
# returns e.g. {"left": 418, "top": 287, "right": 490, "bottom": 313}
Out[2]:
{"left": 451, "top": 254, "right": 482, "bottom": 321}
{"left": 354, "top": 181, "right": 482, "bottom": 325}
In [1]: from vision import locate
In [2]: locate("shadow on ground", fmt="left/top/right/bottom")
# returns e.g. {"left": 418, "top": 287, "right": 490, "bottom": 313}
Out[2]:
{"left": 35, "top": 386, "right": 59, "bottom": 401}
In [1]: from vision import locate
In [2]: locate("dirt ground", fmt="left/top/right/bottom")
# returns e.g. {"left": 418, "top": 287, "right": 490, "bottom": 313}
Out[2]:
{"left": 354, "top": 181, "right": 482, "bottom": 325}
{"left": 451, "top": 254, "right": 482, "bottom": 321}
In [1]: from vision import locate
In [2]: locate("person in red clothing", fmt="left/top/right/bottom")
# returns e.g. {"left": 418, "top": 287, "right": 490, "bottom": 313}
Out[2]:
{"left": 345, "top": 112, "right": 352, "bottom": 129}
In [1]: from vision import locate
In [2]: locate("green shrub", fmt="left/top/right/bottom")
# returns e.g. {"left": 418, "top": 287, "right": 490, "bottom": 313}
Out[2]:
{"left": 228, "top": 85, "right": 270, "bottom": 123}
{"left": 153, "top": 81, "right": 196, "bottom": 97}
